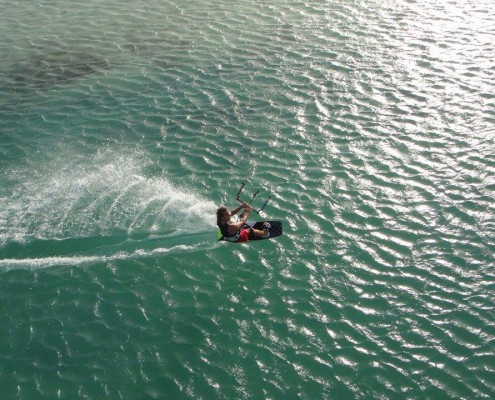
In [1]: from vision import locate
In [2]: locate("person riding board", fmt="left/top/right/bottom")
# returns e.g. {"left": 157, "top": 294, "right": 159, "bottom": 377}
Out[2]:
{"left": 216, "top": 202, "right": 270, "bottom": 242}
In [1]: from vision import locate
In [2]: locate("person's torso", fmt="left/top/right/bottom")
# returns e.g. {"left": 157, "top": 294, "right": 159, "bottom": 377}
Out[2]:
{"left": 219, "top": 222, "right": 237, "bottom": 237}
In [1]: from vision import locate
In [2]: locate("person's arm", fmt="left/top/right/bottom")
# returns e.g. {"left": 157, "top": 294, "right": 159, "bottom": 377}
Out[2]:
{"left": 227, "top": 206, "right": 252, "bottom": 235}
{"left": 229, "top": 202, "right": 249, "bottom": 216}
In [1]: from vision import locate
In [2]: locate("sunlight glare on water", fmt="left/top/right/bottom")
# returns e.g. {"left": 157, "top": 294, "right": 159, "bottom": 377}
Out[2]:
{"left": 1, "top": 0, "right": 494, "bottom": 399}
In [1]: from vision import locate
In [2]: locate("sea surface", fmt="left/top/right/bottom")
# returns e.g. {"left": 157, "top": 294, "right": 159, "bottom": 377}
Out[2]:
{"left": 1, "top": 0, "right": 494, "bottom": 398}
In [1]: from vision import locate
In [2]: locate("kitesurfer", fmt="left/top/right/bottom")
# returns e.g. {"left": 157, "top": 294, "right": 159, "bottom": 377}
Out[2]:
{"left": 216, "top": 202, "right": 269, "bottom": 242}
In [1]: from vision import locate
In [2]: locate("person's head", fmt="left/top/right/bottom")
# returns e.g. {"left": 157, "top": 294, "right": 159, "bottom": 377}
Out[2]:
{"left": 216, "top": 206, "right": 230, "bottom": 225}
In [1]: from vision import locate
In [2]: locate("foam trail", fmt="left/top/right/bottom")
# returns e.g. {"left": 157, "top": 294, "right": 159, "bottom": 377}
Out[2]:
{"left": 0, "top": 243, "right": 212, "bottom": 271}
{"left": 0, "top": 152, "right": 217, "bottom": 262}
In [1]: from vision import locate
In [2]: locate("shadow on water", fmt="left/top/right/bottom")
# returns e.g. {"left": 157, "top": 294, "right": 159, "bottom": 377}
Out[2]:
{"left": 0, "top": 42, "right": 188, "bottom": 111}
{"left": 0, "top": 59, "right": 103, "bottom": 116}
{"left": 9, "top": 50, "right": 112, "bottom": 89}
{"left": 0, "top": 47, "right": 112, "bottom": 107}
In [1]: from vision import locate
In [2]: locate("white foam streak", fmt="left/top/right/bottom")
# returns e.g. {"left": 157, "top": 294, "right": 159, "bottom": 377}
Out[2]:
{"left": 0, "top": 152, "right": 217, "bottom": 247}
{"left": 0, "top": 244, "right": 200, "bottom": 271}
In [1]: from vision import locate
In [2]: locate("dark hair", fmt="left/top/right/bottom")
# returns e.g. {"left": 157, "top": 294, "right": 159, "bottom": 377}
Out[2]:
{"left": 216, "top": 206, "right": 228, "bottom": 225}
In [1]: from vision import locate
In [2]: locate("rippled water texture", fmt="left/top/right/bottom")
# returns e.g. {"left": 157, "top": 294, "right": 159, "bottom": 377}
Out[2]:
{"left": 1, "top": 0, "right": 494, "bottom": 398}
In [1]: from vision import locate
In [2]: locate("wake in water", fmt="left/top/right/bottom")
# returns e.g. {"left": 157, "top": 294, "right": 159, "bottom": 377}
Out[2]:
{"left": 0, "top": 151, "right": 217, "bottom": 269}
{"left": 0, "top": 230, "right": 217, "bottom": 270}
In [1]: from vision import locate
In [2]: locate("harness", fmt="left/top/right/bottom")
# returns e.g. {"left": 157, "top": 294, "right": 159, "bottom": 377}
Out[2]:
{"left": 224, "top": 231, "right": 240, "bottom": 242}
{"left": 218, "top": 222, "right": 240, "bottom": 242}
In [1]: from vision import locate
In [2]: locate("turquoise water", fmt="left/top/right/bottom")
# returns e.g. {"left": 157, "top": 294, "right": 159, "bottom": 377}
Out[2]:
{"left": 1, "top": 0, "right": 494, "bottom": 398}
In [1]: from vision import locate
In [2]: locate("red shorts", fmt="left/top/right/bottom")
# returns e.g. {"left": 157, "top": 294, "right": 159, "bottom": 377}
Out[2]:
{"left": 235, "top": 228, "right": 251, "bottom": 242}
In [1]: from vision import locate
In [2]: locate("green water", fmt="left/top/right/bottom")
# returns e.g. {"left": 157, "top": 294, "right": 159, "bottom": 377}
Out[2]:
{"left": 1, "top": 0, "right": 494, "bottom": 398}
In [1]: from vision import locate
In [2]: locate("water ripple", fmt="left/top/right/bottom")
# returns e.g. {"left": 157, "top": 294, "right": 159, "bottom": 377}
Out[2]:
{"left": 1, "top": 0, "right": 495, "bottom": 399}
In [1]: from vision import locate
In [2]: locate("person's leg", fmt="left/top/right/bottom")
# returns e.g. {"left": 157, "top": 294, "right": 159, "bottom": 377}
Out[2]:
{"left": 236, "top": 229, "right": 250, "bottom": 242}
{"left": 251, "top": 228, "right": 269, "bottom": 238}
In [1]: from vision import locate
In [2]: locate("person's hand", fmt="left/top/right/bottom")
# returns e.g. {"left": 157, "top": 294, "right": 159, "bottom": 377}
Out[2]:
{"left": 241, "top": 202, "right": 249, "bottom": 209}
{"left": 245, "top": 204, "right": 253, "bottom": 212}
